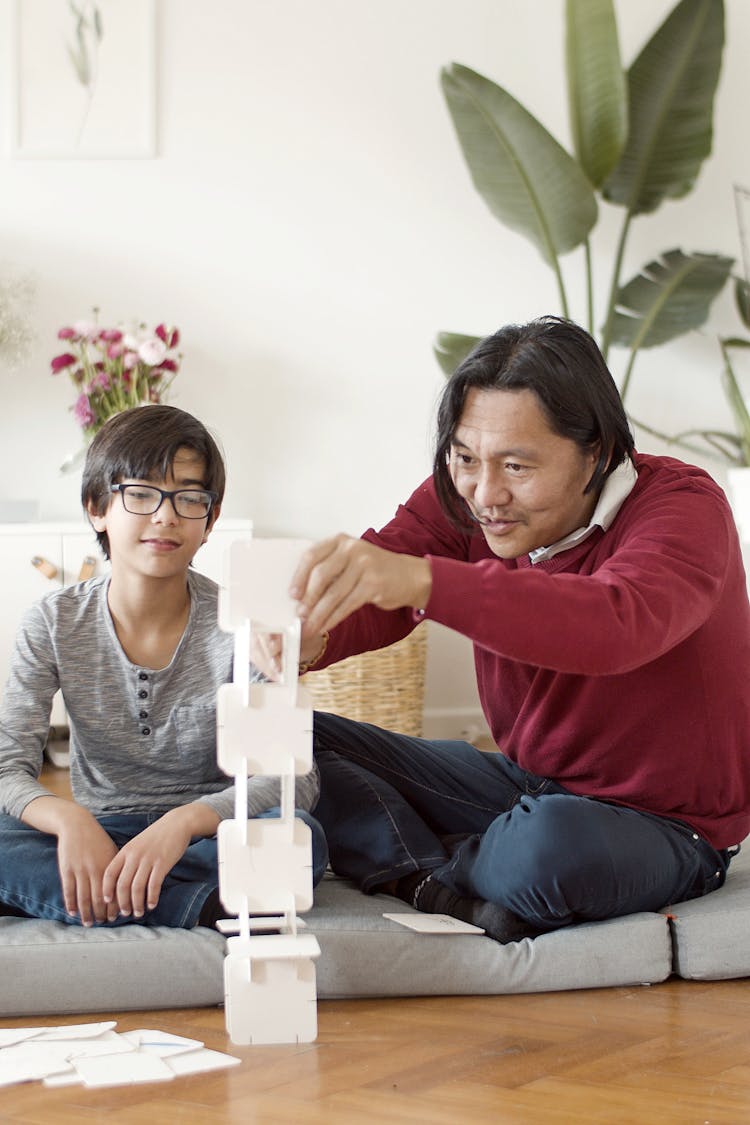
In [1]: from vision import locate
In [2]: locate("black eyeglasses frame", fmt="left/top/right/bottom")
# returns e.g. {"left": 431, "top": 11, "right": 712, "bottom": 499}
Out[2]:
{"left": 110, "top": 483, "right": 218, "bottom": 520}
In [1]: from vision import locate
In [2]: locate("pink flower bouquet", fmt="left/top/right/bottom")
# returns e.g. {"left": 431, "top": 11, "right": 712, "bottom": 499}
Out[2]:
{"left": 51, "top": 312, "right": 181, "bottom": 438}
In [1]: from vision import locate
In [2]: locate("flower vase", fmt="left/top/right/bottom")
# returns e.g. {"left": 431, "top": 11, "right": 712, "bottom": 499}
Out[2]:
{"left": 59, "top": 445, "right": 88, "bottom": 475}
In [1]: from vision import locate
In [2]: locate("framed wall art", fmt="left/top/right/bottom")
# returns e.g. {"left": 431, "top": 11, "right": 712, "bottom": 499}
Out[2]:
{"left": 10, "top": 0, "right": 156, "bottom": 159}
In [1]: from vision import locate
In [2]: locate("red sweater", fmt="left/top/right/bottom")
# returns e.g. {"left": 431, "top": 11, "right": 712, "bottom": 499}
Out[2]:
{"left": 320, "top": 453, "right": 750, "bottom": 849}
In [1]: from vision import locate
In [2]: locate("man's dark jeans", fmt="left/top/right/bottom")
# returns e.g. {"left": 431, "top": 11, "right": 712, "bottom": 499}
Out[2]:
{"left": 314, "top": 711, "right": 731, "bottom": 932}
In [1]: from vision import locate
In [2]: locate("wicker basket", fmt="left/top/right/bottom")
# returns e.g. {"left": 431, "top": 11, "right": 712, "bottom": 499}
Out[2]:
{"left": 300, "top": 625, "right": 428, "bottom": 736}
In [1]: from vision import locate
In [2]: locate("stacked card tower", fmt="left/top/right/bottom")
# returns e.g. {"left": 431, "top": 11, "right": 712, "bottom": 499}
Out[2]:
{"left": 216, "top": 539, "right": 320, "bottom": 1045}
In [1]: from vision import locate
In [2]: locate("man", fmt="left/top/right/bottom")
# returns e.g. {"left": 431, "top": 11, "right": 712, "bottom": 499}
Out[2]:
{"left": 289, "top": 316, "right": 750, "bottom": 942}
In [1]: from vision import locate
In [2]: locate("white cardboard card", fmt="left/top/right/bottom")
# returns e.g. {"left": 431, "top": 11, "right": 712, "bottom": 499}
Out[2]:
{"left": 74, "top": 1052, "right": 174, "bottom": 1088}
{"left": 0, "top": 1029, "right": 47, "bottom": 1049}
{"left": 32, "top": 1021, "right": 117, "bottom": 1041}
{"left": 120, "top": 1029, "right": 204, "bottom": 1057}
{"left": 0, "top": 1056, "right": 72, "bottom": 1086}
{"left": 166, "top": 1048, "right": 242, "bottom": 1077}
{"left": 383, "top": 912, "right": 485, "bottom": 935}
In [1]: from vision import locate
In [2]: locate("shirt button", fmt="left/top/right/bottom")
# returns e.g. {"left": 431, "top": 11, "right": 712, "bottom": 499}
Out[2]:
{"left": 139, "top": 710, "right": 149, "bottom": 719}
{"left": 141, "top": 727, "right": 151, "bottom": 736}
{"left": 138, "top": 672, "right": 149, "bottom": 681}
{"left": 138, "top": 690, "right": 148, "bottom": 699}
{"left": 692, "top": 834, "right": 699, "bottom": 840}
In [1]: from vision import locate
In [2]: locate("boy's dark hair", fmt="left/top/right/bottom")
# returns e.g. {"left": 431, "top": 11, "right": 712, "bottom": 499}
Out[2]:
{"left": 433, "top": 315, "right": 635, "bottom": 528}
{"left": 81, "top": 404, "right": 226, "bottom": 559}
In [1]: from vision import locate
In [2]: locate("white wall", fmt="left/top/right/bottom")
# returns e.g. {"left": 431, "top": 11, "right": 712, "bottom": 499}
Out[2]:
{"left": 1, "top": 0, "right": 748, "bottom": 735}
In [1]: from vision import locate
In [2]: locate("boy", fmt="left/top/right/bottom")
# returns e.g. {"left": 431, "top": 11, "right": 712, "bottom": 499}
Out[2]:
{"left": 0, "top": 404, "right": 325, "bottom": 928}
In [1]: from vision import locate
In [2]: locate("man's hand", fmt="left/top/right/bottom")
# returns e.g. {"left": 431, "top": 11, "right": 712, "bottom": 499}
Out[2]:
{"left": 290, "top": 535, "right": 432, "bottom": 636}
{"left": 101, "top": 803, "right": 220, "bottom": 920}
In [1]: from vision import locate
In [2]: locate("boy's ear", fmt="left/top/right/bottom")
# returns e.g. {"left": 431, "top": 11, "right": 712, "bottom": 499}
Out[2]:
{"left": 86, "top": 500, "right": 107, "bottom": 533}
{"left": 203, "top": 503, "right": 221, "bottom": 544}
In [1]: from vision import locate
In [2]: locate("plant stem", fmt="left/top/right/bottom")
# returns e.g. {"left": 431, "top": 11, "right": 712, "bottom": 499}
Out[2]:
{"left": 720, "top": 338, "right": 750, "bottom": 465}
{"left": 627, "top": 412, "right": 739, "bottom": 465}
{"left": 601, "top": 210, "right": 632, "bottom": 365}
{"left": 619, "top": 346, "right": 638, "bottom": 402}
{"left": 584, "top": 238, "right": 594, "bottom": 335}
{"left": 551, "top": 251, "right": 569, "bottom": 320}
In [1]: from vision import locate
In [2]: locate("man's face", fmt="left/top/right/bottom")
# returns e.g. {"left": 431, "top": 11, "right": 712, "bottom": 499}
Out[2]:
{"left": 449, "top": 387, "right": 600, "bottom": 559}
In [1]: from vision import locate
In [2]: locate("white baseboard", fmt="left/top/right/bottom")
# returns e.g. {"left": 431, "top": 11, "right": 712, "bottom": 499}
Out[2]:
{"left": 421, "top": 706, "right": 492, "bottom": 744}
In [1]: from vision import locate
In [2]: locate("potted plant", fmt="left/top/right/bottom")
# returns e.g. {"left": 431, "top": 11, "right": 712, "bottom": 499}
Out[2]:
{"left": 434, "top": 0, "right": 745, "bottom": 466}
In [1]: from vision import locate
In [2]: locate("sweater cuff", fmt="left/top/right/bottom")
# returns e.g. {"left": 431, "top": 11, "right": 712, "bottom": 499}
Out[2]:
{"left": 417, "top": 554, "right": 489, "bottom": 633}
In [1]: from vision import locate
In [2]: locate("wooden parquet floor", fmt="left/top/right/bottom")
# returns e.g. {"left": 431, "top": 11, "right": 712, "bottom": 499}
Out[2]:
{"left": 2, "top": 979, "right": 750, "bottom": 1123}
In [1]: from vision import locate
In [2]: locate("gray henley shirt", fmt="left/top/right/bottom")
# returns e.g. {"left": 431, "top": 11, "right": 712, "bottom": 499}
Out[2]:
{"left": 0, "top": 570, "right": 319, "bottom": 823}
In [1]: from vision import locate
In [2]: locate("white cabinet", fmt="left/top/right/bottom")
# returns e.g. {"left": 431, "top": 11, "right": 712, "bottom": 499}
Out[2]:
{"left": 0, "top": 518, "right": 253, "bottom": 729}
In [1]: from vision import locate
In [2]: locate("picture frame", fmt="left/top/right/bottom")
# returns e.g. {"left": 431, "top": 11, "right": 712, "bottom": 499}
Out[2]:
{"left": 10, "top": 0, "right": 156, "bottom": 159}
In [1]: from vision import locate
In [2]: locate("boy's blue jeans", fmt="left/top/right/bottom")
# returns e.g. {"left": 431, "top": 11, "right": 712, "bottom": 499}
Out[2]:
{"left": 0, "top": 807, "right": 328, "bottom": 928}
{"left": 313, "top": 712, "right": 732, "bottom": 931}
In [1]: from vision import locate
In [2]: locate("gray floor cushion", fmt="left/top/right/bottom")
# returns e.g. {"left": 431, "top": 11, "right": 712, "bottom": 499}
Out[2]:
{"left": 666, "top": 841, "right": 750, "bottom": 981}
{"left": 0, "top": 873, "right": 671, "bottom": 1016}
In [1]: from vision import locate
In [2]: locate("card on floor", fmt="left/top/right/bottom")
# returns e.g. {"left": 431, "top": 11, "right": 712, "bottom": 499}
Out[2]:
{"left": 0, "top": 1028, "right": 48, "bottom": 1049}
{"left": 121, "top": 1030, "right": 204, "bottom": 1057}
{"left": 166, "top": 1048, "right": 242, "bottom": 1077}
{"left": 74, "top": 1052, "right": 174, "bottom": 1087}
{"left": 0, "top": 1057, "right": 72, "bottom": 1087}
{"left": 43, "top": 1070, "right": 83, "bottom": 1088}
{"left": 33, "top": 1022, "right": 117, "bottom": 1042}
{"left": 383, "top": 912, "right": 485, "bottom": 935}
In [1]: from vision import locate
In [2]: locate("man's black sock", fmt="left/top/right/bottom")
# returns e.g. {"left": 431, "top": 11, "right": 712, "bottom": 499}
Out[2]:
{"left": 396, "top": 872, "right": 542, "bottom": 945}
{"left": 393, "top": 869, "right": 433, "bottom": 907}
{"left": 0, "top": 900, "right": 29, "bottom": 919}
{"left": 197, "top": 888, "right": 225, "bottom": 930}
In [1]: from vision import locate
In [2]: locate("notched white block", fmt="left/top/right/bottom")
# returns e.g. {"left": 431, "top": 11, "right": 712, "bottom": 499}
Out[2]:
{"left": 218, "top": 817, "right": 313, "bottom": 914}
{"left": 217, "top": 682, "right": 313, "bottom": 776}
{"left": 224, "top": 934, "right": 320, "bottom": 1045}
{"left": 219, "top": 538, "right": 312, "bottom": 632}
{"left": 218, "top": 535, "right": 320, "bottom": 1046}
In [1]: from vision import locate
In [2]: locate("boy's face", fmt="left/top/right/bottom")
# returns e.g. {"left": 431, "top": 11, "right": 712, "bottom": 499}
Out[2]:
{"left": 88, "top": 447, "right": 220, "bottom": 580}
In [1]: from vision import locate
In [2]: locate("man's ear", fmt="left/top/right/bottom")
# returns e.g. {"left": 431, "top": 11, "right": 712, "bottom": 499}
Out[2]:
{"left": 203, "top": 503, "right": 221, "bottom": 545}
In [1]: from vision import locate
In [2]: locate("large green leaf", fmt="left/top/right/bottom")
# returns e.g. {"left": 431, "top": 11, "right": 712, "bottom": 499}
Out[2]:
{"left": 608, "top": 249, "right": 733, "bottom": 349}
{"left": 433, "top": 332, "right": 482, "bottom": 377}
{"left": 720, "top": 338, "right": 750, "bottom": 464}
{"left": 735, "top": 277, "right": 750, "bottom": 329}
{"left": 441, "top": 64, "right": 597, "bottom": 267}
{"left": 565, "top": 0, "right": 627, "bottom": 187}
{"left": 602, "top": 0, "right": 724, "bottom": 215}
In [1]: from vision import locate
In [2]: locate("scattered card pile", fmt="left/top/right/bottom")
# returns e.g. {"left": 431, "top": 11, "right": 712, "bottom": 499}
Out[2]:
{"left": 0, "top": 1021, "right": 241, "bottom": 1088}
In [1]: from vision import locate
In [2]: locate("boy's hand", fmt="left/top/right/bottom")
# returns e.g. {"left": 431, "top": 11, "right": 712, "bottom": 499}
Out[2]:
{"left": 21, "top": 795, "right": 118, "bottom": 927}
{"left": 102, "top": 804, "right": 220, "bottom": 919}
{"left": 54, "top": 807, "right": 120, "bottom": 926}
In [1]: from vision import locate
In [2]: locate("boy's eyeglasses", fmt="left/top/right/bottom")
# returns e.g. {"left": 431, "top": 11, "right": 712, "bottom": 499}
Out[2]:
{"left": 111, "top": 484, "right": 217, "bottom": 519}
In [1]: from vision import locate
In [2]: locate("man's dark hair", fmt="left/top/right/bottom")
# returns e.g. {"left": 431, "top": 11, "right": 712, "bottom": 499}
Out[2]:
{"left": 81, "top": 404, "right": 226, "bottom": 559}
{"left": 433, "top": 316, "right": 635, "bottom": 527}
